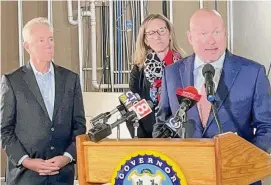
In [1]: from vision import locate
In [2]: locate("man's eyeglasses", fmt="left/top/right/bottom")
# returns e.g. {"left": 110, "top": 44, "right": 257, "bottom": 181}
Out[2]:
{"left": 145, "top": 27, "right": 168, "bottom": 39}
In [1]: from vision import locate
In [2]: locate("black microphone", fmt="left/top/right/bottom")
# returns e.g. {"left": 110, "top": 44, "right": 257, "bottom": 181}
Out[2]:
{"left": 202, "top": 64, "right": 216, "bottom": 102}
{"left": 89, "top": 91, "right": 141, "bottom": 127}
{"left": 155, "top": 86, "right": 201, "bottom": 138}
{"left": 88, "top": 111, "right": 137, "bottom": 143}
{"left": 155, "top": 116, "right": 196, "bottom": 138}
{"left": 88, "top": 99, "right": 153, "bottom": 142}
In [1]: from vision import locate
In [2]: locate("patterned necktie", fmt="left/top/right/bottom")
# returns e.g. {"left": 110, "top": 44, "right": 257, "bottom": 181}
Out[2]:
{"left": 197, "top": 84, "right": 212, "bottom": 127}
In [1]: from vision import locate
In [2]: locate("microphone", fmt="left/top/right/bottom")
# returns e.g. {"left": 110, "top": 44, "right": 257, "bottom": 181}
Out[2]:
{"left": 88, "top": 99, "right": 153, "bottom": 142}
{"left": 111, "top": 99, "right": 153, "bottom": 129}
{"left": 170, "top": 86, "right": 200, "bottom": 138}
{"left": 155, "top": 116, "right": 196, "bottom": 138}
{"left": 175, "top": 86, "right": 201, "bottom": 119}
{"left": 202, "top": 64, "right": 216, "bottom": 102}
{"left": 201, "top": 66, "right": 223, "bottom": 135}
{"left": 156, "top": 87, "right": 200, "bottom": 138}
{"left": 155, "top": 116, "right": 178, "bottom": 138}
{"left": 89, "top": 90, "right": 140, "bottom": 127}
{"left": 118, "top": 90, "right": 140, "bottom": 112}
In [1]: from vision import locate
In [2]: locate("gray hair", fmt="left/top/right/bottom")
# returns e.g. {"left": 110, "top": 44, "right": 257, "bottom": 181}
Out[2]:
{"left": 22, "top": 17, "right": 53, "bottom": 42}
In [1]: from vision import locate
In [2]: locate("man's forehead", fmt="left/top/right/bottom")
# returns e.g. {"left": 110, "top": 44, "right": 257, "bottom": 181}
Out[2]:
{"left": 191, "top": 25, "right": 224, "bottom": 32}
{"left": 190, "top": 18, "right": 224, "bottom": 31}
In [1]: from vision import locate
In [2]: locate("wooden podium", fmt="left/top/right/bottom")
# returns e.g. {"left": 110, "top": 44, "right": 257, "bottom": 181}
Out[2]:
{"left": 76, "top": 132, "right": 271, "bottom": 185}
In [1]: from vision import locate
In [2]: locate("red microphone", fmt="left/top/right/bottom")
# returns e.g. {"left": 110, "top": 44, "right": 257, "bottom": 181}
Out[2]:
{"left": 176, "top": 86, "right": 201, "bottom": 112}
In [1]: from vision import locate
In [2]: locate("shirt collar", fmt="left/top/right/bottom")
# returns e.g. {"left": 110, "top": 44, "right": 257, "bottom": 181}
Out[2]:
{"left": 194, "top": 51, "right": 226, "bottom": 71}
{"left": 30, "top": 61, "right": 54, "bottom": 76}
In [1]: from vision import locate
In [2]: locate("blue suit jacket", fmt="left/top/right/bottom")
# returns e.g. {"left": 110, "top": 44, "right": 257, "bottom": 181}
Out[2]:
{"left": 154, "top": 51, "right": 271, "bottom": 154}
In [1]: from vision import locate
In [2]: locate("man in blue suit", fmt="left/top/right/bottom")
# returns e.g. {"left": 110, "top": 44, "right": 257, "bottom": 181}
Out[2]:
{"left": 153, "top": 9, "right": 271, "bottom": 184}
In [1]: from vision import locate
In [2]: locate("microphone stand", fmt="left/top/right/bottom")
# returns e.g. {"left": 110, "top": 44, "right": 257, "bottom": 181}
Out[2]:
{"left": 116, "top": 115, "right": 121, "bottom": 140}
{"left": 211, "top": 101, "right": 223, "bottom": 134}
{"left": 202, "top": 101, "right": 223, "bottom": 137}
{"left": 117, "top": 125, "right": 120, "bottom": 140}
{"left": 133, "top": 118, "right": 139, "bottom": 138}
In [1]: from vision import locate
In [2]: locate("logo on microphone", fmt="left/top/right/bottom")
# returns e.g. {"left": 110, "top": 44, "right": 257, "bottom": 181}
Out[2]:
{"left": 119, "top": 91, "right": 139, "bottom": 111}
{"left": 176, "top": 88, "right": 201, "bottom": 102}
{"left": 169, "top": 117, "right": 181, "bottom": 129}
{"left": 111, "top": 150, "right": 187, "bottom": 185}
{"left": 132, "top": 99, "right": 152, "bottom": 119}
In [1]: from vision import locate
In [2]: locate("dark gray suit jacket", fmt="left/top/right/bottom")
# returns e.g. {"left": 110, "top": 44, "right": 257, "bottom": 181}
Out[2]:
{"left": 1, "top": 62, "right": 86, "bottom": 185}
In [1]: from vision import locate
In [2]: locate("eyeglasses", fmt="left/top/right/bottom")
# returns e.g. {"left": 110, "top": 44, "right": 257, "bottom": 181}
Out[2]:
{"left": 145, "top": 27, "right": 168, "bottom": 39}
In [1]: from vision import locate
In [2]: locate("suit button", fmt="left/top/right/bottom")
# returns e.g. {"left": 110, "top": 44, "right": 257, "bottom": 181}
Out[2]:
{"left": 50, "top": 146, "right": 55, "bottom": 150}
{"left": 51, "top": 127, "right": 55, "bottom": 131}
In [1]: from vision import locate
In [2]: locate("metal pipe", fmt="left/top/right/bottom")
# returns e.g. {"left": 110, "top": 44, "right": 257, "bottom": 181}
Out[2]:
{"left": 67, "top": 0, "right": 78, "bottom": 25}
{"left": 117, "top": 1, "right": 120, "bottom": 85}
{"left": 48, "top": 0, "right": 53, "bottom": 24}
{"left": 227, "top": 0, "right": 234, "bottom": 53}
{"left": 140, "top": 0, "right": 144, "bottom": 23}
{"left": 162, "top": 1, "right": 168, "bottom": 18}
{"left": 124, "top": 3, "right": 130, "bottom": 83}
{"left": 113, "top": 71, "right": 131, "bottom": 74}
{"left": 214, "top": 0, "right": 218, "bottom": 11}
{"left": 82, "top": 11, "right": 91, "bottom": 16}
{"left": 199, "top": 0, "right": 204, "bottom": 9}
{"left": 18, "top": 0, "right": 24, "bottom": 67}
{"left": 130, "top": 1, "right": 135, "bottom": 64}
{"left": 105, "top": 5, "right": 110, "bottom": 85}
{"left": 78, "top": 0, "right": 84, "bottom": 90}
{"left": 89, "top": 0, "right": 98, "bottom": 89}
{"left": 101, "top": 2, "right": 105, "bottom": 84}
{"left": 109, "top": 0, "right": 115, "bottom": 91}
{"left": 114, "top": 1, "right": 117, "bottom": 90}
{"left": 83, "top": 67, "right": 103, "bottom": 71}
{"left": 84, "top": 68, "right": 130, "bottom": 73}
{"left": 120, "top": 1, "right": 123, "bottom": 85}
{"left": 169, "top": 0, "right": 173, "bottom": 23}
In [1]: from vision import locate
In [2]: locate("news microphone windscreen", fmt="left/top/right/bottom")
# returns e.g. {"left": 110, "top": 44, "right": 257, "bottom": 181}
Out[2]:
{"left": 202, "top": 64, "right": 215, "bottom": 76}
{"left": 176, "top": 86, "right": 201, "bottom": 102}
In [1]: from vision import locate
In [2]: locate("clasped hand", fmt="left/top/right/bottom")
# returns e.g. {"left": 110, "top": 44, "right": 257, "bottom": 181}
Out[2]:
{"left": 22, "top": 156, "right": 70, "bottom": 175}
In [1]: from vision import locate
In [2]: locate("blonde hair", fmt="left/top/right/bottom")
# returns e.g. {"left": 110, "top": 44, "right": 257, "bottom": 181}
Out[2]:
{"left": 134, "top": 14, "right": 185, "bottom": 67}
{"left": 22, "top": 17, "right": 53, "bottom": 42}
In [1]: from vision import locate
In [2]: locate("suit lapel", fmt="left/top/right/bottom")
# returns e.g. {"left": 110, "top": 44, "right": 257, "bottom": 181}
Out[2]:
{"left": 179, "top": 54, "right": 194, "bottom": 88}
{"left": 204, "top": 51, "right": 242, "bottom": 133}
{"left": 52, "top": 64, "right": 65, "bottom": 121}
{"left": 22, "top": 62, "right": 50, "bottom": 119}
{"left": 179, "top": 55, "right": 203, "bottom": 134}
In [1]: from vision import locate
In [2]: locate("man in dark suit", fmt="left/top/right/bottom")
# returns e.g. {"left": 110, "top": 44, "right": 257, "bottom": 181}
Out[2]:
{"left": 153, "top": 9, "right": 271, "bottom": 185}
{"left": 1, "top": 17, "right": 86, "bottom": 185}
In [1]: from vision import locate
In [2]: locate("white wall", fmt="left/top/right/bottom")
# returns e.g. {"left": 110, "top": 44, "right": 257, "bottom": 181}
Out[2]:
{"left": 232, "top": 1, "right": 271, "bottom": 82}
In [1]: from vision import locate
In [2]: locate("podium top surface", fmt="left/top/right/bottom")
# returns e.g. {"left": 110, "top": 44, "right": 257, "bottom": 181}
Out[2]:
{"left": 81, "top": 137, "right": 215, "bottom": 147}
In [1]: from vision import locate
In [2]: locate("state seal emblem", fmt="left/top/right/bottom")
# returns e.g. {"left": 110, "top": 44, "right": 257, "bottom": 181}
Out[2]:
{"left": 111, "top": 150, "right": 187, "bottom": 185}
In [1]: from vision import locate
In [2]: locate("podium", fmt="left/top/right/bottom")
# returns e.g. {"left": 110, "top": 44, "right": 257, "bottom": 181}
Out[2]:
{"left": 76, "top": 132, "right": 271, "bottom": 185}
